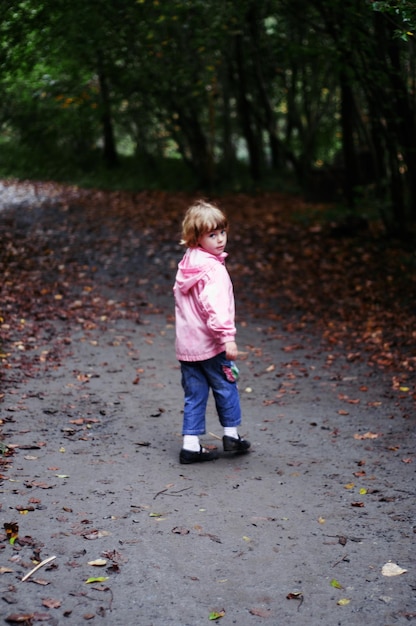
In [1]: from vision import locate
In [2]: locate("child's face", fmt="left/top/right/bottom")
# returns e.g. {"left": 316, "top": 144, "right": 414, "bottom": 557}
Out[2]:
{"left": 198, "top": 228, "right": 227, "bottom": 256}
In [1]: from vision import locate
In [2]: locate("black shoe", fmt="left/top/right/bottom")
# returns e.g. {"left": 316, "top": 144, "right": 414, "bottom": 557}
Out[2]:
{"left": 179, "top": 446, "right": 219, "bottom": 464}
{"left": 222, "top": 435, "right": 251, "bottom": 452}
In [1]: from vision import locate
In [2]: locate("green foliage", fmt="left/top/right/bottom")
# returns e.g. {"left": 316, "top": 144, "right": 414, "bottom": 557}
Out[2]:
{"left": 371, "top": 0, "right": 416, "bottom": 39}
{"left": 0, "top": 138, "right": 195, "bottom": 192}
{"left": 0, "top": 0, "right": 415, "bottom": 235}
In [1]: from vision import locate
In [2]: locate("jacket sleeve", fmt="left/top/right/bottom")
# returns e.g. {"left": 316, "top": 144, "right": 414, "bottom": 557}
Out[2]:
{"left": 198, "top": 263, "right": 236, "bottom": 344}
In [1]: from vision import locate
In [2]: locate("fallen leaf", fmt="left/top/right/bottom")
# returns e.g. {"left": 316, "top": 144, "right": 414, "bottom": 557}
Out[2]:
{"left": 101, "top": 549, "right": 127, "bottom": 564}
{"left": 286, "top": 591, "right": 304, "bottom": 610}
{"left": 353, "top": 432, "right": 382, "bottom": 440}
{"left": 4, "top": 522, "right": 19, "bottom": 544}
{"left": 209, "top": 609, "right": 225, "bottom": 620}
{"left": 337, "top": 598, "right": 351, "bottom": 606}
{"left": 171, "top": 527, "right": 190, "bottom": 535}
{"left": 5, "top": 614, "right": 34, "bottom": 623}
{"left": 31, "top": 578, "right": 50, "bottom": 585}
{"left": 29, "top": 481, "right": 54, "bottom": 489}
{"left": 249, "top": 607, "right": 272, "bottom": 617}
{"left": 85, "top": 576, "right": 109, "bottom": 584}
{"left": 42, "top": 598, "right": 61, "bottom": 609}
{"left": 16, "top": 505, "right": 35, "bottom": 512}
{"left": 282, "top": 344, "right": 301, "bottom": 352}
{"left": 330, "top": 578, "right": 343, "bottom": 589}
{"left": 382, "top": 562, "right": 407, "bottom": 576}
{"left": 82, "top": 530, "right": 110, "bottom": 540}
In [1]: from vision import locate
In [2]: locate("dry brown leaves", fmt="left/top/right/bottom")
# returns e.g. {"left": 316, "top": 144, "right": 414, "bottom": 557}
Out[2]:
{"left": 1, "top": 182, "right": 415, "bottom": 386}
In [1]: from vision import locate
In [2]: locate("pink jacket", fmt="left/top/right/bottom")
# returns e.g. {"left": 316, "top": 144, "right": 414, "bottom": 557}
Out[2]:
{"left": 174, "top": 247, "right": 236, "bottom": 361}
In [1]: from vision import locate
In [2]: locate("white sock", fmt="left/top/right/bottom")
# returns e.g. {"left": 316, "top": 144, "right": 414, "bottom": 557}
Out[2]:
{"left": 224, "top": 427, "right": 238, "bottom": 439}
{"left": 183, "top": 435, "right": 200, "bottom": 452}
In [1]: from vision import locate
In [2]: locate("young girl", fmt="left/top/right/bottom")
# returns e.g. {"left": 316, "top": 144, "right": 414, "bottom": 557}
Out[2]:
{"left": 174, "top": 200, "right": 250, "bottom": 464}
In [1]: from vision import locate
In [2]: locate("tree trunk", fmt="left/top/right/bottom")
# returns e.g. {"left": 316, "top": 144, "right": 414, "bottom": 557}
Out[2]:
{"left": 176, "top": 104, "right": 215, "bottom": 190}
{"left": 220, "top": 60, "right": 237, "bottom": 179}
{"left": 384, "top": 19, "right": 416, "bottom": 226}
{"left": 339, "top": 70, "right": 357, "bottom": 207}
{"left": 233, "top": 34, "right": 262, "bottom": 182}
{"left": 97, "top": 51, "right": 119, "bottom": 169}
{"left": 247, "top": 4, "right": 281, "bottom": 171}
{"left": 367, "top": 12, "right": 416, "bottom": 234}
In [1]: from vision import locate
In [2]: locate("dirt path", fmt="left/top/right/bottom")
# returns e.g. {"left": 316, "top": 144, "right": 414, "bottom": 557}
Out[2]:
{"left": 0, "top": 189, "right": 414, "bottom": 625}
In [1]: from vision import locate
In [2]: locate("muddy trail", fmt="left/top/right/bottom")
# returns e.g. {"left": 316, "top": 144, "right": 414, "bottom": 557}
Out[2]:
{"left": 0, "top": 182, "right": 415, "bottom": 625}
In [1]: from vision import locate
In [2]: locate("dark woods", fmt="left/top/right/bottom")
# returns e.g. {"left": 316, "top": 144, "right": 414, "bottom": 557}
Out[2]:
{"left": 0, "top": 0, "right": 415, "bottom": 238}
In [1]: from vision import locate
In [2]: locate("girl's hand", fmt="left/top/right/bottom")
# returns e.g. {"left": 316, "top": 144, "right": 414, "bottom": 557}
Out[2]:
{"left": 225, "top": 341, "right": 238, "bottom": 360}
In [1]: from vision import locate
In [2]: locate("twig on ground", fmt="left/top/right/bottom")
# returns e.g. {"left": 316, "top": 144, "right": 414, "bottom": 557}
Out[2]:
{"left": 153, "top": 488, "right": 168, "bottom": 499}
{"left": 169, "top": 487, "right": 192, "bottom": 495}
{"left": 154, "top": 486, "right": 192, "bottom": 499}
{"left": 332, "top": 554, "right": 350, "bottom": 567}
{"left": 21, "top": 555, "right": 56, "bottom": 582}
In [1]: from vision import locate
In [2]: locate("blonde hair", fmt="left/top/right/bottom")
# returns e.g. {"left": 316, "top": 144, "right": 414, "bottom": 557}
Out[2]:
{"left": 180, "top": 200, "right": 228, "bottom": 247}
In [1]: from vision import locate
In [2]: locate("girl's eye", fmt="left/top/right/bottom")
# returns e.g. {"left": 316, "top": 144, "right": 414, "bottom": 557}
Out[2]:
{"left": 208, "top": 229, "right": 226, "bottom": 238}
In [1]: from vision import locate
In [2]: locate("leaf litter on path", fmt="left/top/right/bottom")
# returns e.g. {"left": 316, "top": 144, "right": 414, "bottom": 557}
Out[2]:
{"left": 1, "top": 183, "right": 415, "bottom": 624}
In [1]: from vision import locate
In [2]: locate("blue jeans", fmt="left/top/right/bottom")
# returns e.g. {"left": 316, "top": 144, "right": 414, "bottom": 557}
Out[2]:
{"left": 180, "top": 352, "right": 242, "bottom": 435}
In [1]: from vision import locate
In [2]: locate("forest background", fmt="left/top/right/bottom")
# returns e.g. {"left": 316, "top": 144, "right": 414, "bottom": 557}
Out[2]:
{"left": 1, "top": 0, "right": 416, "bottom": 239}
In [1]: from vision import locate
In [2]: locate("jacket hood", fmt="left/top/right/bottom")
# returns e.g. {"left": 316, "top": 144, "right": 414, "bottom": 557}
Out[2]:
{"left": 175, "top": 247, "right": 227, "bottom": 294}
